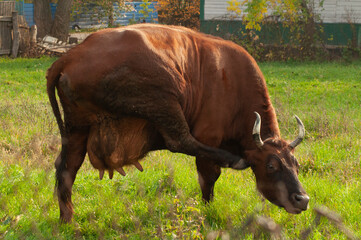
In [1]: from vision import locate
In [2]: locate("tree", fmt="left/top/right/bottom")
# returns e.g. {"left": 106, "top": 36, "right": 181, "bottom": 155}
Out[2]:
{"left": 226, "top": 0, "right": 325, "bottom": 60}
{"left": 34, "top": 0, "right": 73, "bottom": 42}
{"left": 139, "top": 0, "right": 153, "bottom": 22}
{"left": 34, "top": 0, "right": 52, "bottom": 39}
{"left": 157, "top": 0, "right": 200, "bottom": 30}
{"left": 51, "top": 0, "right": 73, "bottom": 41}
{"left": 72, "top": 0, "right": 126, "bottom": 28}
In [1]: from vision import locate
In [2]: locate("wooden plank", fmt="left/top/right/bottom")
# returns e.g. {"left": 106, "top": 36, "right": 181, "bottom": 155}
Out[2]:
{"left": 0, "top": 1, "right": 15, "bottom": 56}
{"left": 0, "top": 21, "right": 12, "bottom": 53}
{"left": 0, "top": 16, "right": 12, "bottom": 22}
{"left": 0, "top": 1, "right": 15, "bottom": 16}
{"left": 0, "top": 49, "right": 11, "bottom": 55}
{"left": 11, "top": 11, "right": 19, "bottom": 58}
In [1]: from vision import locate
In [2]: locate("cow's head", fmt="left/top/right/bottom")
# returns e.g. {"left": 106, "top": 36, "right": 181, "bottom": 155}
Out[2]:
{"left": 245, "top": 112, "right": 309, "bottom": 214}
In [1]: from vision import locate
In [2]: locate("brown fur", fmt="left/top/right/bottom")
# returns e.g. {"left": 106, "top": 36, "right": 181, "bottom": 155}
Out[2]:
{"left": 47, "top": 24, "right": 308, "bottom": 222}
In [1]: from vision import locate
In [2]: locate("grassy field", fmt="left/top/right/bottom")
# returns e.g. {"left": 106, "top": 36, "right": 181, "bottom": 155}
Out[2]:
{"left": 0, "top": 57, "right": 360, "bottom": 239}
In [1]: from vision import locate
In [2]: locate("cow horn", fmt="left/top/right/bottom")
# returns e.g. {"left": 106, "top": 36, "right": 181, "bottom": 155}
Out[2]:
{"left": 289, "top": 115, "right": 305, "bottom": 149}
{"left": 99, "top": 169, "right": 104, "bottom": 180}
{"left": 134, "top": 161, "right": 144, "bottom": 172}
{"left": 116, "top": 167, "right": 126, "bottom": 176}
{"left": 253, "top": 112, "right": 264, "bottom": 148}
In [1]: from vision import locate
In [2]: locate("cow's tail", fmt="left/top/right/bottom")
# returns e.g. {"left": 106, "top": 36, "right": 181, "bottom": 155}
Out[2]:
{"left": 47, "top": 60, "right": 65, "bottom": 139}
{"left": 46, "top": 60, "right": 69, "bottom": 198}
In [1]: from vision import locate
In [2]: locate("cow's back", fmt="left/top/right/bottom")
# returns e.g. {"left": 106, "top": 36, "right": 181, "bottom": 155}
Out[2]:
{"left": 50, "top": 24, "right": 277, "bottom": 149}
{"left": 58, "top": 25, "right": 201, "bottom": 107}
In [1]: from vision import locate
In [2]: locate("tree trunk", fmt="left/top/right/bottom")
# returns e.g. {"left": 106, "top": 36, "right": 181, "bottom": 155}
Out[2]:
{"left": 51, "top": 0, "right": 73, "bottom": 42}
{"left": 34, "top": 0, "right": 52, "bottom": 39}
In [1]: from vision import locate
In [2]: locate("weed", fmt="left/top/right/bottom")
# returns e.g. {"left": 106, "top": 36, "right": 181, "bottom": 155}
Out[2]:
{"left": 0, "top": 58, "right": 360, "bottom": 239}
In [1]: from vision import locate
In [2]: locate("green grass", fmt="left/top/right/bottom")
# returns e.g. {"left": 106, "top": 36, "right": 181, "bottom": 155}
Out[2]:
{"left": 0, "top": 57, "right": 360, "bottom": 239}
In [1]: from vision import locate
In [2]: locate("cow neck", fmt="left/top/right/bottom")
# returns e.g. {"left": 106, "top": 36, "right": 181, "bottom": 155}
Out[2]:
{"left": 240, "top": 89, "right": 281, "bottom": 151}
{"left": 260, "top": 105, "right": 280, "bottom": 140}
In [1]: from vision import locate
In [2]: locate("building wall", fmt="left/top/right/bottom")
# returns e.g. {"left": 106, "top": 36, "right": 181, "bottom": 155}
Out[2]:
{"left": 23, "top": 3, "right": 56, "bottom": 27}
{"left": 23, "top": 2, "right": 158, "bottom": 29}
{"left": 70, "top": 2, "right": 158, "bottom": 29}
{"left": 316, "top": 0, "right": 361, "bottom": 24}
{"left": 203, "top": 0, "right": 361, "bottom": 24}
{"left": 200, "top": 0, "right": 361, "bottom": 47}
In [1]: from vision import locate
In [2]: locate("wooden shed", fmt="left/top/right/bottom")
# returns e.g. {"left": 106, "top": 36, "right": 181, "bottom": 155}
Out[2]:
{"left": 0, "top": 1, "right": 20, "bottom": 57}
{"left": 200, "top": 0, "right": 361, "bottom": 47}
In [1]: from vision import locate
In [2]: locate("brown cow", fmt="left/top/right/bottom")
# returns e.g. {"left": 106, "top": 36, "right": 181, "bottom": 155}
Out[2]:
{"left": 47, "top": 24, "right": 309, "bottom": 222}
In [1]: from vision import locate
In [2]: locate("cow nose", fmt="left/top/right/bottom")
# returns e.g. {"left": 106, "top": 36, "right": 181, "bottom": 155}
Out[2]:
{"left": 291, "top": 193, "right": 309, "bottom": 210}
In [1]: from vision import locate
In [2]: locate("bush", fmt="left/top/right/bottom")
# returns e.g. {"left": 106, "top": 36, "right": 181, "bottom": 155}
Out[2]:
{"left": 156, "top": 0, "right": 200, "bottom": 30}
{"left": 226, "top": 0, "right": 334, "bottom": 61}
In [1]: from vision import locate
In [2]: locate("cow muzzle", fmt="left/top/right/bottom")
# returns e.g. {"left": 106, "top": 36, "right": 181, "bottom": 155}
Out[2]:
{"left": 282, "top": 193, "right": 309, "bottom": 214}
{"left": 291, "top": 193, "right": 309, "bottom": 211}
{"left": 269, "top": 182, "right": 310, "bottom": 214}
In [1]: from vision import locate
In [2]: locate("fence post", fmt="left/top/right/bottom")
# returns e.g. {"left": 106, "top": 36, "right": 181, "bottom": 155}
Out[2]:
{"left": 357, "top": 25, "right": 361, "bottom": 49}
{"left": 11, "top": 11, "right": 19, "bottom": 58}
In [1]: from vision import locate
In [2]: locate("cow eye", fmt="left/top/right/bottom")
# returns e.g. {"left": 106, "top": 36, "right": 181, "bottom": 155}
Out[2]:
{"left": 266, "top": 156, "right": 280, "bottom": 173}
{"left": 266, "top": 163, "right": 276, "bottom": 173}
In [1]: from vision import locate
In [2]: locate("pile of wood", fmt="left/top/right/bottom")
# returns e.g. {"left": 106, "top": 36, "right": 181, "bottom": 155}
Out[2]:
{"left": 18, "top": 17, "right": 79, "bottom": 58}
{"left": 21, "top": 34, "right": 78, "bottom": 58}
{"left": 0, "top": 3, "right": 80, "bottom": 58}
{"left": 35, "top": 35, "right": 77, "bottom": 56}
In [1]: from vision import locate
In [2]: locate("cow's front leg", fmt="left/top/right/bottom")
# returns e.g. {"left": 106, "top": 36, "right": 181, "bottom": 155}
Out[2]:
{"left": 97, "top": 78, "right": 247, "bottom": 169}
{"left": 55, "top": 127, "right": 88, "bottom": 223}
{"left": 141, "top": 102, "right": 246, "bottom": 169}
{"left": 196, "top": 157, "right": 221, "bottom": 202}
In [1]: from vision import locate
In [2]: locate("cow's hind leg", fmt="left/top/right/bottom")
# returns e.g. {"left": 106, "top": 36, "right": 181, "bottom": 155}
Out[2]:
{"left": 196, "top": 157, "right": 221, "bottom": 202}
{"left": 56, "top": 127, "right": 88, "bottom": 223}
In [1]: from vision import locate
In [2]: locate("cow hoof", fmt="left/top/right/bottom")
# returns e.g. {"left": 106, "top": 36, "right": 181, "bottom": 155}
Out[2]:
{"left": 231, "top": 159, "right": 249, "bottom": 170}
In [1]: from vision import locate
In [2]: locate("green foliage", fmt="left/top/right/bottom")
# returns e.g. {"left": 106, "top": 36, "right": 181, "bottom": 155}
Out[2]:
{"left": 0, "top": 58, "right": 361, "bottom": 239}
{"left": 139, "top": 0, "right": 154, "bottom": 21}
{"left": 242, "top": 0, "right": 268, "bottom": 31}
{"left": 72, "top": 0, "right": 129, "bottom": 27}
{"left": 341, "top": 40, "right": 361, "bottom": 63}
{"left": 226, "top": 0, "right": 242, "bottom": 20}
{"left": 226, "top": 0, "right": 331, "bottom": 60}
{"left": 156, "top": 0, "right": 200, "bottom": 30}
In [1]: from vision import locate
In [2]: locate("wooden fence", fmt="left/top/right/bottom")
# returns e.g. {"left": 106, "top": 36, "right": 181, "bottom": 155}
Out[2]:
{"left": 0, "top": 1, "right": 19, "bottom": 57}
